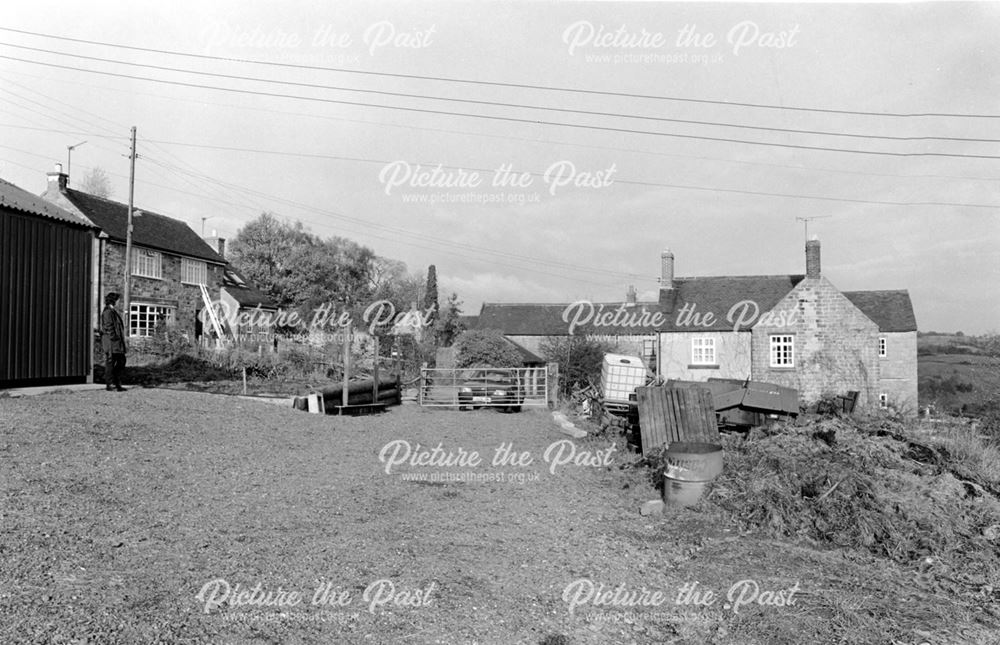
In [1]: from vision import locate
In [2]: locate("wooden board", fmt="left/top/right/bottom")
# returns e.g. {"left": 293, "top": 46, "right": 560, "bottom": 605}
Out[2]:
{"left": 636, "top": 386, "right": 720, "bottom": 455}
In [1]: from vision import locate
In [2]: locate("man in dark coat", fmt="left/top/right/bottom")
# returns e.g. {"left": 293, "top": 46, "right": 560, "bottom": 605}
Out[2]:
{"left": 101, "top": 292, "right": 128, "bottom": 392}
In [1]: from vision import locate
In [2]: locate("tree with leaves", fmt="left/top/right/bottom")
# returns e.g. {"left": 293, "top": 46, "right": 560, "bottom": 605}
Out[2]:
{"left": 433, "top": 292, "right": 465, "bottom": 346}
{"left": 80, "top": 167, "right": 112, "bottom": 198}
{"left": 228, "top": 212, "right": 375, "bottom": 320}
{"left": 423, "top": 264, "right": 439, "bottom": 327}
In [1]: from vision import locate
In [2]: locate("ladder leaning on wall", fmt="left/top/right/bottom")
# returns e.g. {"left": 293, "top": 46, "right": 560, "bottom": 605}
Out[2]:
{"left": 198, "top": 283, "right": 227, "bottom": 346}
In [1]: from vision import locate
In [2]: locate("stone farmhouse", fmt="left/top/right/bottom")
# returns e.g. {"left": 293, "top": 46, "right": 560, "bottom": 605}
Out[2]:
{"left": 475, "top": 240, "right": 918, "bottom": 413}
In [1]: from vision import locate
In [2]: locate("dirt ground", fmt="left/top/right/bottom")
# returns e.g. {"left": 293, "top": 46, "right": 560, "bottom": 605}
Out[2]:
{"left": 1, "top": 389, "right": 997, "bottom": 644}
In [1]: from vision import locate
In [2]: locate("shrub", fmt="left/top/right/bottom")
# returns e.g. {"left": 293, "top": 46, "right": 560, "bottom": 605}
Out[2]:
{"left": 539, "top": 336, "right": 613, "bottom": 399}
{"left": 454, "top": 329, "right": 522, "bottom": 368}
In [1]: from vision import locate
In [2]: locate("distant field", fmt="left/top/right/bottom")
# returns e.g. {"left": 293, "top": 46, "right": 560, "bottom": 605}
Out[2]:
{"left": 917, "top": 333, "right": 1000, "bottom": 416}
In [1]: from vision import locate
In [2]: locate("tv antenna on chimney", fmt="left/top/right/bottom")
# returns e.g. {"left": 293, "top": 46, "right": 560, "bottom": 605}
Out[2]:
{"left": 795, "top": 216, "right": 831, "bottom": 241}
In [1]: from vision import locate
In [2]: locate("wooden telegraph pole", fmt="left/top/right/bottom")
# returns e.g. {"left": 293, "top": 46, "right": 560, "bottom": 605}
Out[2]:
{"left": 123, "top": 126, "right": 137, "bottom": 335}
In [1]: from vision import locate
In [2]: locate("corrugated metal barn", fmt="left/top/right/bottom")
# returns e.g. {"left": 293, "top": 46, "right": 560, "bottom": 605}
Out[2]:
{"left": 1, "top": 176, "right": 96, "bottom": 388}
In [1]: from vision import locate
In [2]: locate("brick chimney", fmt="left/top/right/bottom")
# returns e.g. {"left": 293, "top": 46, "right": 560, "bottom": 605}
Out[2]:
{"left": 658, "top": 248, "right": 677, "bottom": 311}
{"left": 204, "top": 230, "right": 226, "bottom": 259}
{"left": 626, "top": 284, "right": 637, "bottom": 306}
{"left": 806, "top": 237, "right": 821, "bottom": 278}
{"left": 660, "top": 249, "right": 674, "bottom": 290}
{"left": 46, "top": 162, "right": 68, "bottom": 193}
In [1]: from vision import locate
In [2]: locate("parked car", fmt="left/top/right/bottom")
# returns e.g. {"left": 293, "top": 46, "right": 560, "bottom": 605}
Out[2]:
{"left": 457, "top": 369, "right": 524, "bottom": 413}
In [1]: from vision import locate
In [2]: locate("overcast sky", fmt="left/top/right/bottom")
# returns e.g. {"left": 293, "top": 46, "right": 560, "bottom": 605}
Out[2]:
{"left": 1, "top": 1, "right": 997, "bottom": 333}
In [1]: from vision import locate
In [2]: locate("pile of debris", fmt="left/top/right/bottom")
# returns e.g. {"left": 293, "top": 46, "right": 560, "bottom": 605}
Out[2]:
{"left": 710, "top": 414, "right": 1000, "bottom": 576}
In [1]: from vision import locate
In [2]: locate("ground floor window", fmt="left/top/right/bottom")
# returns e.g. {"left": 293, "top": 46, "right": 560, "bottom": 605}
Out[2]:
{"left": 130, "top": 302, "right": 176, "bottom": 337}
{"left": 691, "top": 337, "right": 716, "bottom": 365}
{"left": 879, "top": 393, "right": 888, "bottom": 409}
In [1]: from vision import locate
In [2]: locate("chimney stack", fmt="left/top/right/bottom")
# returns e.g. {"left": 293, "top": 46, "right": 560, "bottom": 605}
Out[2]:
{"left": 805, "top": 237, "right": 821, "bottom": 278}
{"left": 204, "top": 232, "right": 226, "bottom": 259}
{"left": 46, "top": 162, "right": 68, "bottom": 193}
{"left": 660, "top": 249, "right": 674, "bottom": 291}
{"left": 626, "top": 284, "right": 637, "bottom": 306}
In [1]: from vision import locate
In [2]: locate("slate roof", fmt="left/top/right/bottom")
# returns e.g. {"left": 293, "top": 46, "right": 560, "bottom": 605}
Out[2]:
{"left": 0, "top": 177, "right": 94, "bottom": 227}
{"left": 479, "top": 274, "right": 807, "bottom": 335}
{"left": 504, "top": 338, "right": 546, "bottom": 365}
{"left": 59, "top": 189, "right": 224, "bottom": 263}
{"left": 843, "top": 290, "right": 917, "bottom": 332}
{"left": 223, "top": 268, "right": 278, "bottom": 310}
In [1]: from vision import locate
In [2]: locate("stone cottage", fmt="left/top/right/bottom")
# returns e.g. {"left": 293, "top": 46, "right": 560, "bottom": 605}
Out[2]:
{"left": 475, "top": 240, "right": 918, "bottom": 412}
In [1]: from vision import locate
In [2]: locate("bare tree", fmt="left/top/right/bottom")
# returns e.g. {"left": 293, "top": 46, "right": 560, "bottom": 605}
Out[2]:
{"left": 79, "top": 167, "right": 113, "bottom": 198}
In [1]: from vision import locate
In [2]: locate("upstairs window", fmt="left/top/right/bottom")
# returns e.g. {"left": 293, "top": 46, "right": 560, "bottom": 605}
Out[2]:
{"left": 769, "top": 335, "right": 794, "bottom": 368}
{"left": 131, "top": 249, "right": 162, "bottom": 279}
{"left": 182, "top": 258, "right": 208, "bottom": 285}
{"left": 879, "top": 337, "right": 887, "bottom": 357}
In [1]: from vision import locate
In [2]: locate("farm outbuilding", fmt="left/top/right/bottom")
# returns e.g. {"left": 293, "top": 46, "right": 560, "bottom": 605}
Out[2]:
{"left": 1, "top": 176, "right": 98, "bottom": 387}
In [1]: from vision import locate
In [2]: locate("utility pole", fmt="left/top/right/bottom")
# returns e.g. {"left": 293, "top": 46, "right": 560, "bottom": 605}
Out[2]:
{"left": 123, "top": 127, "right": 137, "bottom": 338}
{"left": 795, "top": 215, "right": 831, "bottom": 241}
{"left": 66, "top": 140, "right": 87, "bottom": 184}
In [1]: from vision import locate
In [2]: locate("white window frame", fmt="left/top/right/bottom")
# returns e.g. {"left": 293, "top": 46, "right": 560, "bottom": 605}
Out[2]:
{"left": 691, "top": 337, "right": 716, "bottom": 365}
{"left": 131, "top": 248, "right": 162, "bottom": 279}
{"left": 181, "top": 258, "right": 208, "bottom": 286}
{"left": 129, "top": 302, "right": 176, "bottom": 337}
{"left": 879, "top": 393, "right": 888, "bottom": 409}
{"left": 769, "top": 334, "right": 794, "bottom": 368}
{"left": 878, "top": 337, "right": 887, "bottom": 358}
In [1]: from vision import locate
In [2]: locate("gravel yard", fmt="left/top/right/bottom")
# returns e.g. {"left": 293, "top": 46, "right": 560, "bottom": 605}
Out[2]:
{"left": 1, "top": 388, "right": 993, "bottom": 644}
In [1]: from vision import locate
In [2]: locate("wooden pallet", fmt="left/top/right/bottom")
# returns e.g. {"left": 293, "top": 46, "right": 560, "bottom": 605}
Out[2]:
{"left": 636, "top": 386, "right": 720, "bottom": 455}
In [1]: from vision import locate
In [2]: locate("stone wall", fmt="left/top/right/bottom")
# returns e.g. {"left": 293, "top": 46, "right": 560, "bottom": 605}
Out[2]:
{"left": 751, "top": 276, "right": 880, "bottom": 409}
{"left": 100, "top": 241, "right": 224, "bottom": 338}
{"left": 878, "top": 331, "right": 918, "bottom": 413}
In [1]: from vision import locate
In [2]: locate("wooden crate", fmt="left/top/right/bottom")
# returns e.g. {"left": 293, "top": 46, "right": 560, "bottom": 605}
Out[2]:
{"left": 636, "top": 386, "right": 720, "bottom": 455}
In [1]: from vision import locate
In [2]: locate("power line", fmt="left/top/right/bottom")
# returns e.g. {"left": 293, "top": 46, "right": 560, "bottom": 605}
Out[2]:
{"left": 3, "top": 119, "right": 995, "bottom": 209}
{"left": 2, "top": 25, "right": 998, "bottom": 120}
{"left": 3, "top": 52, "right": 1000, "bottom": 161}
{"left": 2, "top": 40, "right": 997, "bottom": 145}
{"left": 6, "top": 66, "right": 995, "bottom": 184}
{"left": 140, "top": 138, "right": 1000, "bottom": 209}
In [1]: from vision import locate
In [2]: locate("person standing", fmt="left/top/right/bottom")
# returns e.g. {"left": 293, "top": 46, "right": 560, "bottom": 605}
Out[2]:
{"left": 101, "top": 292, "right": 128, "bottom": 392}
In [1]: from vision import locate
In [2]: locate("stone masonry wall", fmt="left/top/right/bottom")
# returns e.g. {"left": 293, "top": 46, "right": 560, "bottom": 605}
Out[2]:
{"left": 101, "top": 242, "right": 224, "bottom": 338}
{"left": 751, "top": 276, "right": 880, "bottom": 409}
{"left": 879, "top": 331, "right": 918, "bottom": 413}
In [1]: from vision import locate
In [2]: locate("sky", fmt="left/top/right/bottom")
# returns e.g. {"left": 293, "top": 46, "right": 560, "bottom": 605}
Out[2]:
{"left": 0, "top": 1, "right": 997, "bottom": 333}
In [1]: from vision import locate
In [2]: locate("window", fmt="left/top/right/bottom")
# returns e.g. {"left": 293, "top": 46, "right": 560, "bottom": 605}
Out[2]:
{"left": 181, "top": 258, "right": 208, "bottom": 285}
{"left": 131, "top": 249, "right": 162, "bottom": 279}
{"left": 879, "top": 337, "right": 887, "bottom": 358}
{"left": 691, "top": 338, "right": 716, "bottom": 365}
{"left": 129, "top": 303, "right": 175, "bottom": 337}
{"left": 879, "top": 393, "right": 888, "bottom": 409}
{"left": 769, "top": 335, "right": 794, "bottom": 367}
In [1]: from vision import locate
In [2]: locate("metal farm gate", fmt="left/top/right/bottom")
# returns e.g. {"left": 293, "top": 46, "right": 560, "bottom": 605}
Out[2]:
{"left": 418, "top": 366, "right": 552, "bottom": 409}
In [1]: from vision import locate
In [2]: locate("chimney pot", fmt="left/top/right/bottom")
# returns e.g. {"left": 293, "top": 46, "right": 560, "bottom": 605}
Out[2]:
{"left": 805, "top": 238, "right": 821, "bottom": 278}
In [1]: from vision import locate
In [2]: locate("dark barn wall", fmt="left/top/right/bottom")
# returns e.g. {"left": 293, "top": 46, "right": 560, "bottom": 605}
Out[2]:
{"left": 1, "top": 208, "right": 92, "bottom": 387}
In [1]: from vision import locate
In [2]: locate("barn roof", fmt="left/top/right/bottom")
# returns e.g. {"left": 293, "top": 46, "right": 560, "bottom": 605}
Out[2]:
{"left": 0, "top": 177, "right": 94, "bottom": 227}
{"left": 59, "top": 189, "right": 225, "bottom": 264}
